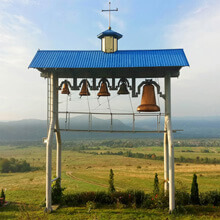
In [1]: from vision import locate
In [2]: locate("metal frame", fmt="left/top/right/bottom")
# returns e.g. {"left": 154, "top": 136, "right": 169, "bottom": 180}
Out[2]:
{"left": 58, "top": 111, "right": 165, "bottom": 133}
{"left": 44, "top": 73, "right": 176, "bottom": 213}
{"left": 58, "top": 78, "right": 165, "bottom": 98}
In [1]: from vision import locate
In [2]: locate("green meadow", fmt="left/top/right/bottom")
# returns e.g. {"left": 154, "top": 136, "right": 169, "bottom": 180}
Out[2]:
{"left": 0, "top": 141, "right": 220, "bottom": 219}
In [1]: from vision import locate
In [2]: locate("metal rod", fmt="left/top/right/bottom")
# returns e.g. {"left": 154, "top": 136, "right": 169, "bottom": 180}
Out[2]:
{"left": 58, "top": 129, "right": 181, "bottom": 133}
{"left": 59, "top": 111, "right": 165, "bottom": 116}
{"left": 51, "top": 177, "right": 59, "bottom": 183}
{"left": 133, "top": 114, "right": 135, "bottom": 132}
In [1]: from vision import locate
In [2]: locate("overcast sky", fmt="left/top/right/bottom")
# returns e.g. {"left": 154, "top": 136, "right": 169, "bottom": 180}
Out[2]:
{"left": 0, "top": 0, "right": 220, "bottom": 121}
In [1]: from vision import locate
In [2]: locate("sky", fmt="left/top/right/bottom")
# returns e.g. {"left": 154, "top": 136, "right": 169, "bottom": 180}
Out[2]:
{"left": 0, "top": 0, "right": 220, "bottom": 121}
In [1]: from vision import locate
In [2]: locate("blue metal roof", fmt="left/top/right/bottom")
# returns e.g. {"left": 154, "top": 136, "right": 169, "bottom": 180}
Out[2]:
{"left": 29, "top": 49, "right": 189, "bottom": 69}
{"left": 97, "top": 29, "right": 123, "bottom": 39}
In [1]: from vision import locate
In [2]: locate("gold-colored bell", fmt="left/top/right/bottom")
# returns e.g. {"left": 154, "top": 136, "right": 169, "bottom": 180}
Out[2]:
{"left": 137, "top": 84, "right": 160, "bottom": 112}
{"left": 97, "top": 81, "right": 110, "bottom": 97}
{"left": 79, "top": 81, "right": 90, "bottom": 96}
{"left": 117, "top": 82, "right": 129, "bottom": 95}
{"left": 61, "top": 82, "right": 70, "bottom": 95}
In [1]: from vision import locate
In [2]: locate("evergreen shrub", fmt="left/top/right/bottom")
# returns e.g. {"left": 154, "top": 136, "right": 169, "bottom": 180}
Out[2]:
{"left": 0, "top": 189, "right": 5, "bottom": 206}
{"left": 109, "top": 169, "right": 115, "bottom": 193}
{"left": 191, "top": 174, "right": 200, "bottom": 205}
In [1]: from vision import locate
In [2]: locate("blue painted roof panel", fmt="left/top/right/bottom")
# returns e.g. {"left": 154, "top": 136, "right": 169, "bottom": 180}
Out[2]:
{"left": 29, "top": 49, "right": 189, "bottom": 69}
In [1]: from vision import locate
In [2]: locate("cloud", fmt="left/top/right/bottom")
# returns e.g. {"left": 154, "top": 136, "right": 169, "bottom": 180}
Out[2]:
{"left": 165, "top": 0, "right": 220, "bottom": 116}
{"left": 0, "top": 9, "right": 46, "bottom": 121}
{"left": 0, "top": 12, "right": 42, "bottom": 66}
{"left": 0, "top": 0, "right": 37, "bottom": 5}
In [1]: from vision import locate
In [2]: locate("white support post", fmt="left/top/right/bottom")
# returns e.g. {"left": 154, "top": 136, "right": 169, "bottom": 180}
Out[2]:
{"left": 54, "top": 76, "right": 62, "bottom": 183}
{"left": 164, "top": 116, "right": 169, "bottom": 194}
{"left": 45, "top": 73, "right": 58, "bottom": 213}
{"left": 55, "top": 120, "right": 62, "bottom": 180}
{"left": 165, "top": 74, "right": 175, "bottom": 212}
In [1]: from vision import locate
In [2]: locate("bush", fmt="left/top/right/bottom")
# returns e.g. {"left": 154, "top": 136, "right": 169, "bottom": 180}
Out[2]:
{"left": 62, "top": 189, "right": 220, "bottom": 209}
{"left": 51, "top": 178, "right": 65, "bottom": 205}
{"left": 63, "top": 191, "right": 146, "bottom": 208}
{"left": 0, "top": 158, "right": 31, "bottom": 173}
{"left": 62, "top": 193, "right": 83, "bottom": 206}
{"left": 175, "top": 190, "right": 190, "bottom": 206}
{"left": 142, "top": 193, "right": 154, "bottom": 209}
{"left": 200, "top": 191, "right": 220, "bottom": 206}
{"left": 134, "top": 190, "right": 145, "bottom": 208}
{"left": 94, "top": 192, "right": 112, "bottom": 206}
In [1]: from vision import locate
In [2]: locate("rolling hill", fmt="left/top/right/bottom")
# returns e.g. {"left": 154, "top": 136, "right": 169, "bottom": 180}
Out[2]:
{"left": 0, "top": 116, "right": 219, "bottom": 142}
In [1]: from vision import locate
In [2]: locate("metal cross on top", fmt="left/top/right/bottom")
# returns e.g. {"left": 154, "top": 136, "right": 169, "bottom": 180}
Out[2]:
{"left": 102, "top": 1, "right": 118, "bottom": 29}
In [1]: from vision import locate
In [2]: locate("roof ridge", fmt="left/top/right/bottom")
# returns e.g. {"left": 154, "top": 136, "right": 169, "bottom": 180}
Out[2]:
{"left": 36, "top": 49, "right": 184, "bottom": 52}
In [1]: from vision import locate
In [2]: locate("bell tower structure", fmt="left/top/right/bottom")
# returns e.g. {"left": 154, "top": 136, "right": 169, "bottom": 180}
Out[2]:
{"left": 29, "top": 1, "right": 189, "bottom": 214}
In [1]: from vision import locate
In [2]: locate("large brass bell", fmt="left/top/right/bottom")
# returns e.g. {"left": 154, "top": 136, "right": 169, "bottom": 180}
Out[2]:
{"left": 61, "top": 82, "right": 70, "bottom": 95}
{"left": 97, "top": 81, "right": 110, "bottom": 97}
{"left": 137, "top": 84, "right": 160, "bottom": 112}
{"left": 117, "top": 82, "right": 129, "bottom": 95}
{"left": 79, "top": 81, "right": 90, "bottom": 96}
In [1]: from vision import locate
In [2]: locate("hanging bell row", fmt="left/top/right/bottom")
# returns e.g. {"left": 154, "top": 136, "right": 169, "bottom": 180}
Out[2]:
{"left": 61, "top": 81, "right": 160, "bottom": 112}
{"left": 61, "top": 80, "right": 129, "bottom": 97}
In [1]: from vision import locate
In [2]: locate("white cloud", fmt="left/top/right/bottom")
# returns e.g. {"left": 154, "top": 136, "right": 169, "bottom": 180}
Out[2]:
{"left": 165, "top": 0, "right": 220, "bottom": 117}
{"left": 0, "top": 0, "right": 37, "bottom": 5}
{"left": 0, "top": 12, "right": 42, "bottom": 66}
{"left": 0, "top": 10, "right": 46, "bottom": 121}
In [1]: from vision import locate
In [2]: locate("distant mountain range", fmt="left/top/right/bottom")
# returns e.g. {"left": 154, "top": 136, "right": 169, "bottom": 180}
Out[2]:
{"left": 0, "top": 116, "right": 219, "bottom": 142}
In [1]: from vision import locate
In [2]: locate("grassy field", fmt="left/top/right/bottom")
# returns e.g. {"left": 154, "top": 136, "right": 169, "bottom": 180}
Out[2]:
{"left": 0, "top": 142, "right": 220, "bottom": 219}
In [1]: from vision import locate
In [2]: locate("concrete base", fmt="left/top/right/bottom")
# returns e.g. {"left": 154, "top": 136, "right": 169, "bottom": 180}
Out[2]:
{"left": 44, "top": 207, "right": 53, "bottom": 213}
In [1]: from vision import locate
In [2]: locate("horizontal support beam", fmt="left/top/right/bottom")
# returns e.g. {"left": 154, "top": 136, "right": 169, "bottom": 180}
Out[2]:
{"left": 40, "top": 67, "right": 181, "bottom": 79}
{"left": 59, "top": 111, "right": 165, "bottom": 117}
{"left": 51, "top": 177, "right": 59, "bottom": 183}
{"left": 57, "top": 129, "right": 183, "bottom": 133}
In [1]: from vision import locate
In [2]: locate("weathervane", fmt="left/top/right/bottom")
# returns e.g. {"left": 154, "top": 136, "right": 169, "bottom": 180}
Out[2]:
{"left": 102, "top": 1, "right": 118, "bottom": 29}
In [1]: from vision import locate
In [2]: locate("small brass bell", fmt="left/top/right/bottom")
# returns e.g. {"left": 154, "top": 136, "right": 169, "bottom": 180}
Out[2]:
{"left": 79, "top": 81, "right": 90, "bottom": 96}
{"left": 61, "top": 82, "right": 70, "bottom": 95}
{"left": 117, "top": 82, "right": 129, "bottom": 95}
{"left": 97, "top": 81, "right": 110, "bottom": 97}
{"left": 137, "top": 84, "right": 160, "bottom": 112}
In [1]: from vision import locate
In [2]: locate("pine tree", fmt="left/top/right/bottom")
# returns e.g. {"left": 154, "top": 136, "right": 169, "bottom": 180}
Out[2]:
{"left": 1, "top": 189, "right": 5, "bottom": 203}
{"left": 153, "top": 173, "right": 159, "bottom": 195}
{"left": 191, "top": 173, "right": 200, "bottom": 204}
{"left": 108, "top": 169, "right": 116, "bottom": 193}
